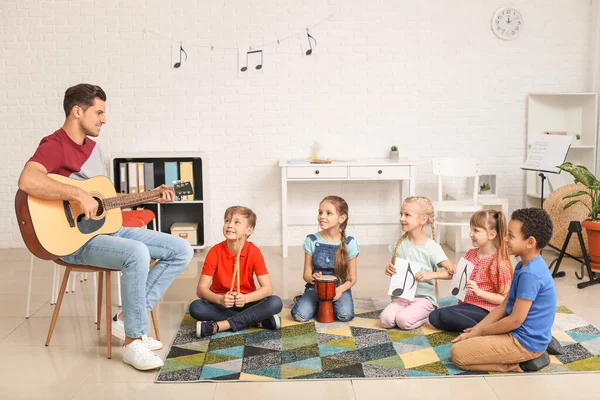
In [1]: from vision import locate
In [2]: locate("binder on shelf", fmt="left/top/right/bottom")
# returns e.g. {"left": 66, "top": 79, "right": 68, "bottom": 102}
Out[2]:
{"left": 137, "top": 162, "right": 145, "bottom": 193}
{"left": 128, "top": 162, "right": 138, "bottom": 194}
{"left": 164, "top": 161, "right": 179, "bottom": 199}
{"left": 179, "top": 161, "right": 194, "bottom": 201}
{"left": 144, "top": 163, "right": 154, "bottom": 191}
{"left": 119, "top": 162, "right": 128, "bottom": 193}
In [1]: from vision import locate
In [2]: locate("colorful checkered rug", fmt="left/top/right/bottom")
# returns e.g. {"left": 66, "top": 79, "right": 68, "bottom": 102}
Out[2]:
{"left": 156, "top": 298, "right": 600, "bottom": 382}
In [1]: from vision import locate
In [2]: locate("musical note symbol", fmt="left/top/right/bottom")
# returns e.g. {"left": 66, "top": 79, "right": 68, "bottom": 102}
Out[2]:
{"left": 305, "top": 33, "right": 317, "bottom": 55}
{"left": 240, "top": 49, "right": 263, "bottom": 72}
{"left": 451, "top": 267, "right": 468, "bottom": 296}
{"left": 173, "top": 41, "right": 188, "bottom": 68}
{"left": 392, "top": 262, "right": 415, "bottom": 297}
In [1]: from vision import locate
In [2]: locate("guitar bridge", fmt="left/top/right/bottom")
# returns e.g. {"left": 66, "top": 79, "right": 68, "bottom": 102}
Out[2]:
{"left": 63, "top": 201, "right": 75, "bottom": 228}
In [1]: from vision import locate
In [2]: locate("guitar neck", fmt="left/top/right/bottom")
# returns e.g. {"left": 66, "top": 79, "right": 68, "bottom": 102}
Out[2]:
{"left": 103, "top": 189, "right": 164, "bottom": 210}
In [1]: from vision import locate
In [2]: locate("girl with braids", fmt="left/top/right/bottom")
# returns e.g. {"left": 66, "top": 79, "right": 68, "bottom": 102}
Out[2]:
{"left": 380, "top": 196, "right": 455, "bottom": 330}
{"left": 428, "top": 210, "right": 513, "bottom": 332}
{"left": 291, "top": 196, "right": 359, "bottom": 322}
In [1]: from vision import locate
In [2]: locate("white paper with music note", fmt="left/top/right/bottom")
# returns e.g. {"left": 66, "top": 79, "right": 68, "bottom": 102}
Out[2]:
{"left": 450, "top": 257, "right": 475, "bottom": 301}
{"left": 238, "top": 48, "right": 264, "bottom": 73}
{"left": 388, "top": 258, "right": 422, "bottom": 301}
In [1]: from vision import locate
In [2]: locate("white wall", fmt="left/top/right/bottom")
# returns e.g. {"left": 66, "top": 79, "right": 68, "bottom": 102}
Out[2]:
{"left": 0, "top": 0, "right": 594, "bottom": 249}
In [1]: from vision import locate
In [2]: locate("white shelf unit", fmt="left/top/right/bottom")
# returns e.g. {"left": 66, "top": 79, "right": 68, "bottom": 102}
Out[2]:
{"left": 110, "top": 153, "right": 206, "bottom": 250}
{"left": 525, "top": 93, "right": 598, "bottom": 207}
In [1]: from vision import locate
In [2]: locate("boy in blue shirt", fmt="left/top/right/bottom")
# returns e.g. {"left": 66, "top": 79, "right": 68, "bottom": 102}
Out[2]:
{"left": 450, "top": 208, "right": 556, "bottom": 372}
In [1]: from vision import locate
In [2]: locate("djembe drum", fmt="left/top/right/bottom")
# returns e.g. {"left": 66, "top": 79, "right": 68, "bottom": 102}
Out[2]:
{"left": 315, "top": 275, "right": 338, "bottom": 323}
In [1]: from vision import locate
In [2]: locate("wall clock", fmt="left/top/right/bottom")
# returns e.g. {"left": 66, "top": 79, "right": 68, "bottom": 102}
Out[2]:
{"left": 492, "top": 7, "right": 523, "bottom": 40}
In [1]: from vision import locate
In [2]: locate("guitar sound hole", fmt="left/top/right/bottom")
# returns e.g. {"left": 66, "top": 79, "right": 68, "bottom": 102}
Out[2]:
{"left": 94, "top": 197, "right": 104, "bottom": 217}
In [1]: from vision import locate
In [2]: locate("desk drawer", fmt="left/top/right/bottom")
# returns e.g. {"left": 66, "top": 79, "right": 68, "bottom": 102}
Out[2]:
{"left": 287, "top": 166, "right": 348, "bottom": 179}
{"left": 349, "top": 166, "right": 410, "bottom": 179}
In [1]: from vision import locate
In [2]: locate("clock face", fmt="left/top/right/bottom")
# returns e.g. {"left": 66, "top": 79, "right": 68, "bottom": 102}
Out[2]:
{"left": 492, "top": 8, "right": 523, "bottom": 40}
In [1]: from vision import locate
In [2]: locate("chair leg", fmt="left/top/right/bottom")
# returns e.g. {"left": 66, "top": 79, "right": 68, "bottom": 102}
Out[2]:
{"left": 117, "top": 272, "right": 122, "bottom": 307}
{"left": 106, "top": 271, "right": 112, "bottom": 359}
{"left": 25, "top": 255, "right": 34, "bottom": 318}
{"left": 71, "top": 273, "right": 76, "bottom": 292}
{"left": 46, "top": 267, "right": 72, "bottom": 346}
{"left": 93, "top": 272, "right": 98, "bottom": 324}
{"left": 97, "top": 272, "right": 103, "bottom": 331}
{"left": 151, "top": 308, "right": 160, "bottom": 341}
{"left": 51, "top": 264, "right": 57, "bottom": 305}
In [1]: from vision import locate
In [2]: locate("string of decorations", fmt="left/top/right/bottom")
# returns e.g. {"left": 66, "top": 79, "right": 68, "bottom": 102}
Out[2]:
{"left": 142, "top": 13, "right": 333, "bottom": 71}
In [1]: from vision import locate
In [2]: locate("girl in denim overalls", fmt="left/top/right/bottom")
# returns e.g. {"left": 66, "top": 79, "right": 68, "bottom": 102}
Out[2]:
{"left": 291, "top": 196, "right": 359, "bottom": 322}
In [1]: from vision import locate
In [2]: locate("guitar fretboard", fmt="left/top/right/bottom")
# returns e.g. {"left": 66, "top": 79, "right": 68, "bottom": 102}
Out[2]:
{"left": 102, "top": 190, "right": 163, "bottom": 210}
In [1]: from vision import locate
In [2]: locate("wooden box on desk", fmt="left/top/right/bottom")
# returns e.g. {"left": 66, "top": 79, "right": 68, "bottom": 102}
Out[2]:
{"left": 170, "top": 222, "right": 198, "bottom": 246}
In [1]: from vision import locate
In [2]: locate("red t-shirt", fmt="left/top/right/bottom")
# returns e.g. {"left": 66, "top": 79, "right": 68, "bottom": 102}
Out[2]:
{"left": 462, "top": 248, "right": 513, "bottom": 312}
{"left": 202, "top": 240, "right": 269, "bottom": 295}
{"left": 29, "top": 128, "right": 106, "bottom": 180}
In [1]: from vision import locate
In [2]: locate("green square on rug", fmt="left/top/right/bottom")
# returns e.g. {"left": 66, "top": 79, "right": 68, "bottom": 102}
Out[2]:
{"left": 156, "top": 298, "right": 600, "bottom": 382}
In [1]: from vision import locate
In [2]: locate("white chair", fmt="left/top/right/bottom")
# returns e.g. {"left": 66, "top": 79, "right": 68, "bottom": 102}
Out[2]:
{"left": 431, "top": 157, "right": 484, "bottom": 249}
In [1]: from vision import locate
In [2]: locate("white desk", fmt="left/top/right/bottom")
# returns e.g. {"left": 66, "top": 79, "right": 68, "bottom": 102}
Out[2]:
{"left": 279, "top": 158, "right": 417, "bottom": 257}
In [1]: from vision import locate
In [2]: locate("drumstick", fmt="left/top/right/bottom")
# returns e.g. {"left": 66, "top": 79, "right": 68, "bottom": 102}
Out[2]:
{"left": 229, "top": 236, "right": 244, "bottom": 293}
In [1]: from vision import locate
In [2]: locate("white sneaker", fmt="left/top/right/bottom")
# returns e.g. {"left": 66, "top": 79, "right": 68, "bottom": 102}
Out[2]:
{"left": 112, "top": 314, "right": 163, "bottom": 351}
{"left": 142, "top": 335, "right": 163, "bottom": 351}
{"left": 122, "top": 339, "right": 164, "bottom": 371}
{"left": 112, "top": 314, "right": 126, "bottom": 341}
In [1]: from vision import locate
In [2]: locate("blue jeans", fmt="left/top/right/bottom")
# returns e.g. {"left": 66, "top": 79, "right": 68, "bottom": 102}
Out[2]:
{"left": 61, "top": 227, "right": 194, "bottom": 338}
{"left": 428, "top": 303, "right": 489, "bottom": 332}
{"left": 291, "top": 287, "right": 355, "bottom": 322}
{"left": 189, "top": 296, "right": 283, "bottom": 332}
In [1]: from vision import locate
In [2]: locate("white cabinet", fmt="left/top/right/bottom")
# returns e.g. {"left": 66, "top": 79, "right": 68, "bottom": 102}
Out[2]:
{"left": 110, "top": 153, "right": 206, "bottom": 250}
{"left": 525, "top": 93, "right": 598, "bottom": 207}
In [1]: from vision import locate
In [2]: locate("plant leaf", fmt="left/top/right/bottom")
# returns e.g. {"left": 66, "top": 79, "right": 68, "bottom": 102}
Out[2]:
{"left": 562, "top": 191, "right": 589, "bottom": 200}
{"left": 563, "top": 200, "right": 581, "bottom": 210}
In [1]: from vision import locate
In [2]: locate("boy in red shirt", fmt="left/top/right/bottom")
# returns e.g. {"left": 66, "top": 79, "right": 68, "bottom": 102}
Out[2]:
{"left": 191, "top": 206, "right": 283, "bottom": 337}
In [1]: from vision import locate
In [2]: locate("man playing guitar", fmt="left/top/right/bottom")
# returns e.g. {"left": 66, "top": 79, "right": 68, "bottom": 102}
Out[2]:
{"left": 18, "top": 84, "right": 194, "bottom": 371}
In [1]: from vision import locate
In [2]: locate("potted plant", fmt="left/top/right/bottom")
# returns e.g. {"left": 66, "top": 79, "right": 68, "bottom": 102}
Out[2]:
{"left": 558, "top": 161, "right": 600, "bottom": 271}
{"left": 573, "top": 134, "right": 582, "bottom": 146}
{"left": 389, "top": 145, "right": 399, "bottom": 159}
{"left": 479, "top": 183, "right": 491, "bottom": 193}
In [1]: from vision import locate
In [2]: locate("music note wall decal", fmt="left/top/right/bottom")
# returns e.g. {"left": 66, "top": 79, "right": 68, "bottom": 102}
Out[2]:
{"left": 240, "top": 49, "right": 263, "bottom": 72}
{"left": 305, "top": 33, "right": 317, "bottom": 55}
{"left": 392, "top": 262, "right": 415, "bottom": 297}
{"left": 173, "top": 41, "right": 188, "bottom": 68}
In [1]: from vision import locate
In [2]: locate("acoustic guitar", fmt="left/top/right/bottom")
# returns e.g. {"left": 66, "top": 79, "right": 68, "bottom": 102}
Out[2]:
{"left": 15, "top": 174, "right": 193, "bottom": 260}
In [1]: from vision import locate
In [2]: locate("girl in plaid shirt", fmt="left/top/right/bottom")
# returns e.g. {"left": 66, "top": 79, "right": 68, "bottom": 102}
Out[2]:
{"left": 428, "top": 210, "right": 513, "bottom": 332}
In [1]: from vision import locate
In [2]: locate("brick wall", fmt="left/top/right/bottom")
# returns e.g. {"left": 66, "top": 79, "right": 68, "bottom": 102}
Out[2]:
{"left": 0, "top": 0, "right": 593, "bottom": 248}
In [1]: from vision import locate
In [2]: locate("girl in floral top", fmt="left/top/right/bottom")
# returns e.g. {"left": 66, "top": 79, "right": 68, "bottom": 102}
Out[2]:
{"left": 428, "top": 210, "right": 513, "bottom": 332}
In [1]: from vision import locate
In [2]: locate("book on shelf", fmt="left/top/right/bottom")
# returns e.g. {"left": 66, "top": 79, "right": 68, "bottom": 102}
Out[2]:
{"left": 119, "top": 162, "right": 128, "bottom": 193}
{"left": 179, "top": 161, "right": 194, "bottom": 201}
{"left": 128, "top": 162, "right": 138, "bottom": 194}
{"left": 164, "top": 161, "right": 180, "bottom": 200}
{"left": 137, "top": 162, "right": 145, "bottom": 193}
{"left": 144, "top": 163, "right": 154, "bottom": 191}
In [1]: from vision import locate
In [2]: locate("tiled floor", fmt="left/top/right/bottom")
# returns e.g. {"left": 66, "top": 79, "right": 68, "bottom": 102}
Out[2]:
{"left": 1, "top": 244, "right": 599, "bottom": 399}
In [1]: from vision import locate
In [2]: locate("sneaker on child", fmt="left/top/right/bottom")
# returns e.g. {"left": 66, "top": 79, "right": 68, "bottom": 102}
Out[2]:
{"left": 112, "top": 313, "right": 163, "bottom": 350}
{"left": 257, "top": 314, "right": 281, "bottom": 330}
{"left": 196, "top": 321, "right": 219, "bottom": 338}
{"left": 122, "top": 339, "right": 164, "bottom": 371}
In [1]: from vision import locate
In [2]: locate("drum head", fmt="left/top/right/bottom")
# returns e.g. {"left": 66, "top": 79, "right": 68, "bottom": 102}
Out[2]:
{"left": 315, "top": 275, "right": 337, "bottom": 282}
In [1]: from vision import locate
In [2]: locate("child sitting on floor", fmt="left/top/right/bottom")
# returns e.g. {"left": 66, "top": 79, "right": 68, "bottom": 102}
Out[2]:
{"left": 189, "top": 206, "right": 283, "bottom": 337}
{"left": 450, "top": 208, "right": 556, "bottom": 372}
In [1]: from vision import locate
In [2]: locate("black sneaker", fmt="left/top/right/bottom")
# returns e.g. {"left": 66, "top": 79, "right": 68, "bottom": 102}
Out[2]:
{"left": 520, "top": 352, "right": 550, "bottom": 372}
{"left": 195, "top": 321, "right": 218, "bottom": 338}
{"left": 547, "top": 336, "right": 564, "bottom": 355}
{"left": 257, "top": 315, "right": 281, "bottom": 330}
